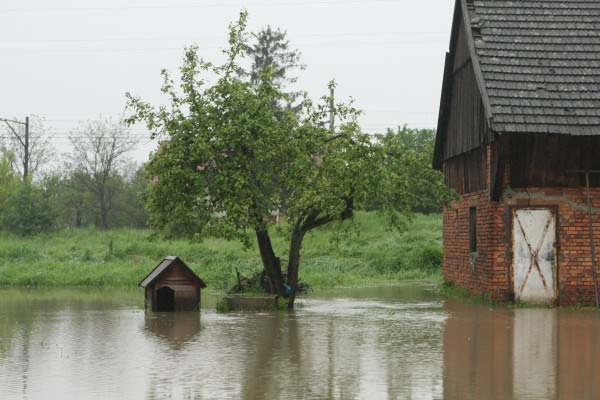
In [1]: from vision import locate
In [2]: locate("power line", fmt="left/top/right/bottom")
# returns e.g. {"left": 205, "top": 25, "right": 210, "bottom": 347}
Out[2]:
{"left": 0, "top": 40, "right": 446, "bottom": 55}
{"left": 0, "top": 31, "right": 446, "bottom": 44}
{"left": 0, "top": 0, "right": 415, "bottom": 14}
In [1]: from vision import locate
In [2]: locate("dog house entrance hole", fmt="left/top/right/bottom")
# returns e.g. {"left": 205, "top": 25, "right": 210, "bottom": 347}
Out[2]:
{"left": 157, "top": 286, "right": 175, "bottom": 311}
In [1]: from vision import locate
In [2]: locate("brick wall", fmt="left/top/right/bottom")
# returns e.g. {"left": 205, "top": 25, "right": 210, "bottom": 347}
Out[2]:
{"left": 443, "top": 190, "right": 510, "bottom": 301}
{"left": 506, "top": 187, "right": 600, "bottom": 305}
{"left": 443, "top": 184, "right": 600, "bottom": 305}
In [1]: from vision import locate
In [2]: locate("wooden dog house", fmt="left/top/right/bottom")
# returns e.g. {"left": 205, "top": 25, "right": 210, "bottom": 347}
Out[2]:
{"left": 139, "top": 256, "right": 206, "bottom": 311}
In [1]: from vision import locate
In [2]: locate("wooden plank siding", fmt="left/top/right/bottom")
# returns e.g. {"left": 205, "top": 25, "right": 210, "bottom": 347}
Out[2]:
{"left": 444, "top": 146, "right": 487, "bottom": 195}
{"left": 510, "top": 135, "right": 600, "bottom": 188}
{"left": 153, "top": 263, "right": 201, "bottom": 311}
{"left": 440, "top": 11, "right": 493, "bottom": 163}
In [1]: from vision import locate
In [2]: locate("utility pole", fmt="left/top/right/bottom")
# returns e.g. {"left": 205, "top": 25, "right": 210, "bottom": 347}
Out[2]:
{"left": 24, "top": 116, "right": 29, "bottom": 179}
{"left": 328, "top": 83, "right": 335, "bottom": 133}
{"left": 1, "top": 116, "right": 30, "bottom": 180}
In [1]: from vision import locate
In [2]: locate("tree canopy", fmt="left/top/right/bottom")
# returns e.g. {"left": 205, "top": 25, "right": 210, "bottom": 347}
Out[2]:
{"left": 126, "top": 11, "right": 448, "bottom": 307}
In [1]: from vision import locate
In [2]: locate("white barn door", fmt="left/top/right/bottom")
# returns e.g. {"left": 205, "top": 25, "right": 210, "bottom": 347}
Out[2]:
{"left": 512, "top": 209, "right": 557, "bottom": 304}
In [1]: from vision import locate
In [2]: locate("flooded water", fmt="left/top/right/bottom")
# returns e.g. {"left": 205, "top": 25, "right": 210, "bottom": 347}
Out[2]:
{"left": 1, "top": 285, "right": 600, "bottom": 400}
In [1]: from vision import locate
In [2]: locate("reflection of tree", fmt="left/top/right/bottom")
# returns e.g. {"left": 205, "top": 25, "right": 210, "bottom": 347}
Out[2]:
{"left": 239, "top": 314, "right": 280, "bottom": 399}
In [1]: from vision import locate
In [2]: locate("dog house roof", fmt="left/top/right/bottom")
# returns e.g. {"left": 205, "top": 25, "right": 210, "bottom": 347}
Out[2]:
{"left": 139, "top": 256, "right": 207, "bottom": 288}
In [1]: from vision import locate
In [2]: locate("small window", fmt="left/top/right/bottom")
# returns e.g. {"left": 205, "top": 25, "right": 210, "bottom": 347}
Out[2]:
{"left": 469, "top": 207, "right": 477, "bottom": 253}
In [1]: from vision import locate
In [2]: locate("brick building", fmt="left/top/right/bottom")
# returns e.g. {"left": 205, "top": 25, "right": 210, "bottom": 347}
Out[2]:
{"left": 434, "top": 0, "right": 600, "bottom": 305}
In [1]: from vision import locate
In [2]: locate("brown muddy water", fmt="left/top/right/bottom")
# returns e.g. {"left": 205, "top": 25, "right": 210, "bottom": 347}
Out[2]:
{"left": 1, "top": 285, "right": 600, "bottom": 400}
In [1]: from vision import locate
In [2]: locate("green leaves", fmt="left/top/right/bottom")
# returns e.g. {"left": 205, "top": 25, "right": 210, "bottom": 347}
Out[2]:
{"left": 126, "top": 11, "right": 446, "bottom": 299}
{"left": 373, "top": 126, "right": 456, "bottom": 215}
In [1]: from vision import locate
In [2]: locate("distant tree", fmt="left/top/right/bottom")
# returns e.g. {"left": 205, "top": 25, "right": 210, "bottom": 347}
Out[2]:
{"left": 0, "top": 149, "right": 56, "bottom": 235}
{"left": 67, "top": 118, "right": 139, "bottom": 229}
{"left": 127, "top": 12, "right": 427, "bottom": 308}
{"left": 375, "top": 126, "right": 454, "bottom": 214}
{"left": 110, "top": 163, "right": 149, "bottom": 228}
{"left": 0, "top": 149, "right": 18, "bottom": 215}
{"left": 245, "top": 26, "right": 304, "bottom": 87}
{"left": 1, "top": 180, "right": 56, "bottom": 236}
{"left": 52, "top": 168, "right": 95, "bottom": 228}
{"left": 1, "top": 115, "right": 54, "bottom": 180}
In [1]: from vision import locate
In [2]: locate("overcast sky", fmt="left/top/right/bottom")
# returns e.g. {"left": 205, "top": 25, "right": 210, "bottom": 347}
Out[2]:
{"left": 0, "top": 0, "right": 454, "bottom": 163}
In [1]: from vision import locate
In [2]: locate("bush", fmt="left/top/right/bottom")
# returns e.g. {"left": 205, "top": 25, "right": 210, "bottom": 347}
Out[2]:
{"left": 411, "top": 243, "right": 443, "bottom": 272}
{"left": 1, "top": 181, "right": 56, "bottom": 236}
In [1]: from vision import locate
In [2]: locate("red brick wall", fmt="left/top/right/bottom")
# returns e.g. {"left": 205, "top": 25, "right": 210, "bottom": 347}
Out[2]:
{"left": 505, "top": 187, "right": 600, "bottom": 305}
{"left": 443, "top": 190, "right": 510, "bottom": 301}
{"left": 443, "top": 172, "right": 600, "bottom": 305}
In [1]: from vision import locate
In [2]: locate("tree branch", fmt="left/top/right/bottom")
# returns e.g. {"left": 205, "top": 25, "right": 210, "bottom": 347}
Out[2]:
{"left": 301, "top": 196, "right": 353, "bottom": 233}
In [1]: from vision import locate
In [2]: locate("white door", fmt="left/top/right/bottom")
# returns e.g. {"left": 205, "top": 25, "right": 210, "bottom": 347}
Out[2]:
{"left": 512, "top": 209, "right": 557, "bottom": 304}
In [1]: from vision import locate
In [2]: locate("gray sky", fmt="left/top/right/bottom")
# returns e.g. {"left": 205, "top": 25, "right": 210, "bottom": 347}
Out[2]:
{"left": 0, "top": 0, "right": 454, "bottom": 163}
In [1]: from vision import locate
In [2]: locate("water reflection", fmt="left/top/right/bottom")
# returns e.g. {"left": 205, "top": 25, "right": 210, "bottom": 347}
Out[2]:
{"left": 443, "top": 300, "right": 513, "bottom": 400}
{"left": 443, "top": 301, "right": 600, "bottom": 400}
{"left": 513, "top": 309, "right": 557, "bottom": 400}
{"left": 144, "top": 313, "right": 202, "bottom": 349}
{"left": 1, "top": 286, "right": 600, "bottom": 399}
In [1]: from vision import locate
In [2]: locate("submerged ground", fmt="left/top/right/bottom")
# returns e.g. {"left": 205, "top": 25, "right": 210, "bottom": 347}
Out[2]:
{"left": 0, "top": 212, "right": 442, "bottom": 289}
{"left": 2, "top": 285, "right": 600, "bottom": 399}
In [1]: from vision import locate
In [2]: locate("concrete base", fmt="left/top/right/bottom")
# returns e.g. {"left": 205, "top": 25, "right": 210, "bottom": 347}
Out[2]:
{"left": 222, "top": 295, "right": 279, "bottom": 311}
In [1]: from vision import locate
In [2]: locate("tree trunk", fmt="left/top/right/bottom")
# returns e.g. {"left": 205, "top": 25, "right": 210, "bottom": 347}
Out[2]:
{"left": 255, "top": 229, "right": 286, "bottom": 297}
{"left": 286, "top": 198, "right": 354, "bottom": 309}
{"left": 286, "top": 226, "right": 305, "bottom": 309}
{"left": 99, "top": 189, "right": 109, "bottom": 229}
{"left": 74, "top": 208, "right": 82, "bottom": 228}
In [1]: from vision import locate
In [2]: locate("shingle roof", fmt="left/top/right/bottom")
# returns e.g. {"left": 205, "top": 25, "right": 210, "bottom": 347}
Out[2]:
{"left": 468, "top": 0, "right": 600, "bottom": 135}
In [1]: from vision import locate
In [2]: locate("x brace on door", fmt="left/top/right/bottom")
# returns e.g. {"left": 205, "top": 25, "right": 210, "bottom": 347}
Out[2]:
{"left": 515, "top": 211, "right": 554, "bottom": 300}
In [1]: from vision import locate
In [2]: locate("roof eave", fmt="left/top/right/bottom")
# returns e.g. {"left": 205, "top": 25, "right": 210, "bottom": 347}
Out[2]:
{"left": 459, "top": 0, "right": 494, "bottom": 126}
{"left": 433, "top": 0, "right": 463, "bottom": 170}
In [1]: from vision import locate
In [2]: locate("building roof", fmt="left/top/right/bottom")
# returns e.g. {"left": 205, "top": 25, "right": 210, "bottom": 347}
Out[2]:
{"left": 457, "top": 0, "right": 600, "bottom": 135}
{"left": 139, "top": 256, "right": 207, "bottom": 288}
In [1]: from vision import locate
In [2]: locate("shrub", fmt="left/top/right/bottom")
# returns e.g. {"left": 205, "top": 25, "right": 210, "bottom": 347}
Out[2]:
{"left": 1, "top": 182, "right": 56, "bottom": 236}
{"left": 411, "top": 243, "right": 442, "bottom": 272}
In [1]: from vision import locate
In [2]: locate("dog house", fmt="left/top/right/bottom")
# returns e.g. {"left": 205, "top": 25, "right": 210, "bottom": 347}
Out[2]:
{"left": 139, "top": 256, "right": 206, "bottom": 311}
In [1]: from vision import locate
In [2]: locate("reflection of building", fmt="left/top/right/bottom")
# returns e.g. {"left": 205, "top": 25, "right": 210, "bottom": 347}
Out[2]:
{"left": 444, "top": 301, "right": 600, "bottom": 399}
{"left": 435, "top": 0, "right": 600, "bottom": 305}
{"left": 443, "top": 300, "right": 513, "bottom": 400}
{"left": 512, "top": 309, "right": 557, "bottom": 399}
{"left": 556, "top": 311, "right": 600, "bottom": 400}
{"left": 144, "top": 312, "right": 202, "bottom": 350}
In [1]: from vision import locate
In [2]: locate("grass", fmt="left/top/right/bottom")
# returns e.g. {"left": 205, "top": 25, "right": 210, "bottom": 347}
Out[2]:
{"left": 0, "top": 211, "right": 443, "bottom": 290}
{"left": 438, "top": 280, "right": 496, "bottom": 306}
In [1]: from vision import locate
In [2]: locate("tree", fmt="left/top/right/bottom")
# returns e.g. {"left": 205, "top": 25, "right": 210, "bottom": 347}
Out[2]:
{"left": 110, "top": 163, "right": 149, "bottom": 228}
{"left": 1, "top": 115, "right": 53, "bottom": 180}
{"left": 245, "top": 26, "right": 304, "bottom": 88}
{"left": 0, "top": 148, "right": 18, "bottom": 215}
{"left": 126, "top": 12, "right": 422, "bottom": 308}
{"left": 67, "top": 117, "right": 139, "bottom": 229}
{"left": 52, "top": 167, "right": 95, "bottom": 228}
{"left": 1, "top": 179, "right": 56, "bottom": 236}
{"left": 375, "top": 126, "right": 454, "bottom": 214}
{"left": 0, "top": 149, "right": 56, "bottom": 235}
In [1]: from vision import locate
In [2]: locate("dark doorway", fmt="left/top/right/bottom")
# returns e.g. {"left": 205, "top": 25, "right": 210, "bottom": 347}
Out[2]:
{"left": 156, "top": 286, "right": 175, "bottom": 311}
